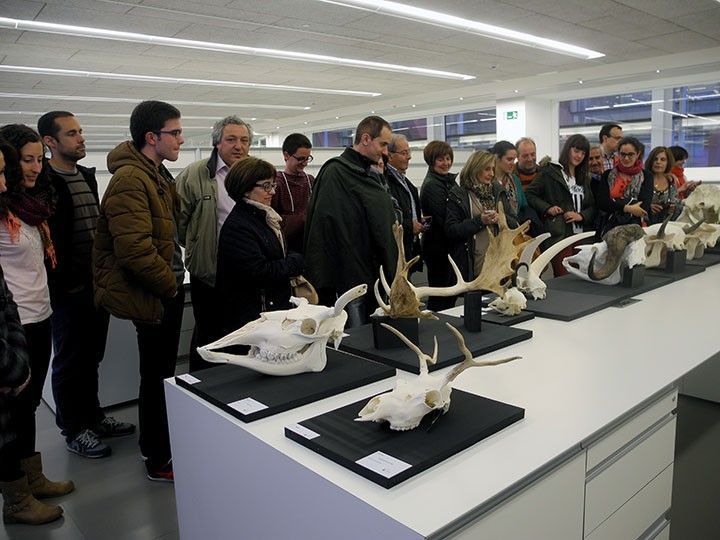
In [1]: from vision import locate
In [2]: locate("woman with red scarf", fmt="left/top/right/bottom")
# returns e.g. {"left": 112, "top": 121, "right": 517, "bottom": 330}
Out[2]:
{"left": 596, "top": 136, "right": 652, "bottom": 235}
{"left": 0, "top": 125, "right": 73, "bottom": 525}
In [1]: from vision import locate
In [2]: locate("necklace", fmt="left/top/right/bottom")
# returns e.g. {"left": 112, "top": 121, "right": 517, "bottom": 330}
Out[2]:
{"left": 280, "top": 171, "right": 312, "bottom": 213}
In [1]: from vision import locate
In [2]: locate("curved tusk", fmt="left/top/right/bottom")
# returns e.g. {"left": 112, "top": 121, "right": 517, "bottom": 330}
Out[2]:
{"left": 333, "top": 283, "right": 368, "bottom": 316}
{"left": 373, "top": 279, "right": 390, "bottom": 314}
{"left": 378, "top": 265, "right": 392, "bottom": 295}
{"left": 518, "top": 232, "right": 550, "bottom": 278}
{"left": 530, "top": 231, "right": 595, "bottom": 276}
{"left": 657, "top": 214, "right": 671, "bottom": 238}
{"left": 683, "top": 217, "right": 705, "bottom": 234}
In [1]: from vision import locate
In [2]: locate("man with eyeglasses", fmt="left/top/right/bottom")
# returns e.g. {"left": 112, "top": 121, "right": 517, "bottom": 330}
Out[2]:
{"left": 93, "top": 100, "right": 186, "bottom": 482}
{"left": 175, "top": 116, "right": 253, "bottom": 371}
{"left": 385, "top": 134, "right": 423, "bottom": 277}
{"left": 304, "top": 115, "right": 397, "bottom": 325}
{"left": 599, "top": 123, "right": 623, "bottom": 172}
{"left": 271, "top": 133, "right": 315, "bottom": 254}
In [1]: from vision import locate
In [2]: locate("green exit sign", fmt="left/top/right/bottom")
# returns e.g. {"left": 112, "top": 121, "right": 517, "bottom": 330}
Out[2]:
{"left": 506, "top": 111, "right": 518, "bottom": 120}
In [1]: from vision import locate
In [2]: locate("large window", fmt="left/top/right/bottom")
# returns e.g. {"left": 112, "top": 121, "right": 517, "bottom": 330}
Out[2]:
{"left": 670, "top": 83, "right": 720, "bottom": 167}
{"left": 444, "top": 109, "right": 496, "bottom": 148}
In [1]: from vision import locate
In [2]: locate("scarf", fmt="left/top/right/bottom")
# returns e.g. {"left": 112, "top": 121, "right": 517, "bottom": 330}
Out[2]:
{"left": 497, "top": 173, "right": 519, "bottom": 214}
{"left": 470, "top": 182, "right": 496, "bottom": 212}
{"left": 2, "top": 192, "right": 57, "bottom": 268}
{"left": 243, "top": 198, "right": 285, "bottom": 254}
{"left": 608, "top": 159, "right": 645, "bottom": 200}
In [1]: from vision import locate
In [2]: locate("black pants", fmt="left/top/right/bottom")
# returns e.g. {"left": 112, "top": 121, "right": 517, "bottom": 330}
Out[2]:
{"left": 0, "top": 318, "right": 51, "bottom": 481}
{"left": 188, "top": 276, "right": 220, "bottom": 372}
{"left": 134, "top": 290, "right": 184, "bottom": 466}
{"left": 50, "top": 284, "right": 109, "bottom": 439}
{"left": 424, "top": 252, "right": 458, "bottom": 312}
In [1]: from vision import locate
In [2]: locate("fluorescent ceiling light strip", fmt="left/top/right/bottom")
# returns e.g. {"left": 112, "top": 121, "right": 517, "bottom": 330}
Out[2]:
{"left": 0, "top": 17, "right": 473, "bottom": 81}
{"left": 0, "top": 65, "right": 380, "bottom": 97}
{"left": 79, "top": 124, "right": 211, "bottom": 129}
{"left": 317, "top": 0, "right": 604, "bottom": 59}
{"left": 0, "top": 92, "right": 310, "bottom": 110}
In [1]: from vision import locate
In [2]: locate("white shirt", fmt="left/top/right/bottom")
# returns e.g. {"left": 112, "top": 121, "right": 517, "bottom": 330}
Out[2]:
{"left": 562, "top": 171, "right": 585, "bottom": 234}
{"left": 0, "top": 217, "right": 52, "bottom": 324}
{"left": 215, "top": 156, "right": 235, "bottom": 232}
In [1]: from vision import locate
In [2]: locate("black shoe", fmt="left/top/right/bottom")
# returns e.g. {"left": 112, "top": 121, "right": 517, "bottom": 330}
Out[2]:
{"left": 93, "top": 416, "right": 136, "bottom": 438}
{"left": 145, "top": 460, "right": 173, "bottom": 483}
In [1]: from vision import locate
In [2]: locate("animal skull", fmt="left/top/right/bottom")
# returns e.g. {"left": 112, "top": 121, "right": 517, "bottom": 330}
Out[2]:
{"left": 355, "top": 322, "right": 520, "bottom": 431}
{"left": 489, "top": 287, "right": 527, "bottom": 316}
{"left": 680, "top": 184, "right": 720, "bottom": 224}
{"left": 197, "top": 285, "right": 367, "bottom": 376}
{"left": 515, "top": 231, "right": 595, "bottom": 299}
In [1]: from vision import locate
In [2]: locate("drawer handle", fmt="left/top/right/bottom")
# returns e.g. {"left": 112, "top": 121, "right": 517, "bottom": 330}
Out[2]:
{"left": 638, "top": 512, "right": 670, "bottom": 540}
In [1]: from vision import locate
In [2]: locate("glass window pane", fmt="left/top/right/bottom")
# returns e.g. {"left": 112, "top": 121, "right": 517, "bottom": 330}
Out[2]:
{"left": 444, "top": 109, "right": 496, "bottom": 148}
{"left": 670, "top": 83, "right": 720, "bottom": 167}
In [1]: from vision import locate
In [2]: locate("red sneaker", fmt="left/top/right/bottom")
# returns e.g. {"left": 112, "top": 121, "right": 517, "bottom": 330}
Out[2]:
{"left": 145, "top": 460, "right": 173, "bottom": 482}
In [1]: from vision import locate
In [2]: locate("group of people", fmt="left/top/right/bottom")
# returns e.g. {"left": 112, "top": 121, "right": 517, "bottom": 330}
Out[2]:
{"left": 0, "top": 101, "right": 702, "bottom": 526}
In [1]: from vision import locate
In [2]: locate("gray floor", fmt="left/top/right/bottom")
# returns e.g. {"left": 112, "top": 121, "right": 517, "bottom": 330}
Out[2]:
{"left": 2, "top": 387, "right": 719, "bottom": 539}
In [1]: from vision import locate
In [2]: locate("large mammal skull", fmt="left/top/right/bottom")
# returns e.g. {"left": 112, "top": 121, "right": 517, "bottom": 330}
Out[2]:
{"left": 563, "top": 234, "right": 647, "bottom": 285}
{"left": 680, "top": 184, "right": 720, "bottom": 224}
{"left": 197, "top": 285, "right": 367, "bottom": 376}
{"left": 489, "top": 287, "right": 527, "bottom": 316}
{"left": 355, "top": 323, "right": 519, "bottom": 431}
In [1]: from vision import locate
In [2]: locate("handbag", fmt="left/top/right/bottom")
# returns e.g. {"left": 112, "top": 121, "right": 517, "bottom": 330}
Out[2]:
{"left": 290, "top": 275, "right": 318, "bottom": 305}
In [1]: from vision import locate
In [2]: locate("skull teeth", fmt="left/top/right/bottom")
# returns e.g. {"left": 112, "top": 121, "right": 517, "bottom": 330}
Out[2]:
{"left": 249, "top": 346, "right": 300, "bottom": 364}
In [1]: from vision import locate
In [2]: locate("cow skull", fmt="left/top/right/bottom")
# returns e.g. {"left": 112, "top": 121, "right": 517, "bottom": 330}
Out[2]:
{"left": 197, "top": 284, "right": 367, "bottom": 376}
{"left": 355, "top": 322, "right": 520, "bottom": 431}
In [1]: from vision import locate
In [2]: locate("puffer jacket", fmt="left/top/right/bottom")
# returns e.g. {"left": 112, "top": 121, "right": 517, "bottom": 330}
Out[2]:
{"left": 0, "top": 263, "right": 30, "bottom": 449}
{"left": 93, "top": 141, "right": 178, "bottom": 324}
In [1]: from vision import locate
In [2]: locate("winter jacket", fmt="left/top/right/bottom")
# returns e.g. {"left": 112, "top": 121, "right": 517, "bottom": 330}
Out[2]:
{"left": 304, "top": 147, "right": 397, "bottom": 296}
{"left": 596, "top": 168, "right": 653, "bottom": 233}
{"left": 175, "top": 150, "right": 220, "bottom": 287}
{"left": 385, "top": 165, "right": 422, "bottom": 269}
{"left": 525, "top": 161, "right": 596, "bottom": 248}
{"left": 445, "top": 182, "right": 517, "bottom": 280}
{"left": 93, "top": 141, "right": 178, "bottom": 324}
{"left": 40, "top": 161, "right": 100, "bottom": 301}
{"left": 216, "top": 200, "right": 303, "bottom": 336}
{"left": 272, "top": 170, "right": 315, "bottom": 254}
{"left": 420, "top": 169, "right": 457, "bottom": 277}
{"left": 0, "top": 264, "right": 30, "bottom": 449}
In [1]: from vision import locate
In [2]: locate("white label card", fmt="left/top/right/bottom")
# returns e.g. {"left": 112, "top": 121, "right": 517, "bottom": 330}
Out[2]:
{"left": 176, "top": 373, "right": 201, "bottom": 385}
{"left": 481, "top": 307, "right": 492, "bottom": 313}
{"left": 287, "top": 423, "right": 320, "bottom": 440}
{"left": 228, "top": 398, "right": 268, "bottom": 415}
{"left": 356, "top": 451, "right": 412, "bottom": 478}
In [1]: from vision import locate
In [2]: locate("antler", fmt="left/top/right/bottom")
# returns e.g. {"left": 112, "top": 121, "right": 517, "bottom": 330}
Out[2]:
{"left": 443, "top": 323, "right": 520, "bottom": 385}
{"left": 379, "top": 323, "right": 437, "bottom": 375}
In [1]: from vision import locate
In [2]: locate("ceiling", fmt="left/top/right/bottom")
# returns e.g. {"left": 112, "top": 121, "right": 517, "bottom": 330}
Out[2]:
{"left": 1, "top": 0, "right": 720, "bottom": 146}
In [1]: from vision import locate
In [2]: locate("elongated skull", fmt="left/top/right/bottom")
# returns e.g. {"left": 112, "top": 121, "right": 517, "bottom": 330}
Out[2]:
{"left": 563, "top": 237, "right": 647, "bottom": 285}
{"left": 489, "top": 287, "right": 527, "bottom": 316}
{"left": 197, "top": 285, "right": 367, "bottom": 376}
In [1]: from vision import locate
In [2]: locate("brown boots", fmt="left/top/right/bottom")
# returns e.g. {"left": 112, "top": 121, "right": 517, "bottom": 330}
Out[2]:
{"left": 1, "top": 452, "right": 74, "bottom": 525}
{"left": 20, "top": 452, "right": 75, "bottom": 498}
{"left": 1, "top": 476, "right": 63, "bottom": 525}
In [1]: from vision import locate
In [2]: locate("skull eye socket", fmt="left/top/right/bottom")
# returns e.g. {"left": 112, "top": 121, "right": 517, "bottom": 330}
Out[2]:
{"left": 300, "top": 318, "right": 317, "bottom": 335}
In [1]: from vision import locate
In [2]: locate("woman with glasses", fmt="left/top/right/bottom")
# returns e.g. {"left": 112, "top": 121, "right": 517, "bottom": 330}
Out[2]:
{"left": 215, "top": 157, "right": 304, "bottom": 337}
{"left": 596, "top": 136, "right": 652, "bottom": 235}
{"left": 646, "top": 146, "right": 682, "bottom": 225}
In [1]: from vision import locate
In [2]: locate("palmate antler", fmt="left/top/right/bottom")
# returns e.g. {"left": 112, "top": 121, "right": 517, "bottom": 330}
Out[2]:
{"left": 375, "top": 202, "right": 530, "bottom": 319}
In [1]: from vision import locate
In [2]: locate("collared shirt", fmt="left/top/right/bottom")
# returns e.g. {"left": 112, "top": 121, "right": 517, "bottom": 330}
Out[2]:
{"left": 602, "top": 150, "right": 616, "bottom": 172}
{"left": 215, "top": 156, "right": 234, "bottom": 231}
{"left": 387, "top": 164, "right": 418, "bottom": 219}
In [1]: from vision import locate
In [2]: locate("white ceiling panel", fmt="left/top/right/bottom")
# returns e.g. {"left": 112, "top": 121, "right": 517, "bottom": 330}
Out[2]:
{"left": 0, "top": 0, "right": 45, "bottom": 18}
{"left": 674, "top": 8, "right": 720, "bottom": 40}
{"left": 637, "top": 31, "right": 720, "bottom": 53}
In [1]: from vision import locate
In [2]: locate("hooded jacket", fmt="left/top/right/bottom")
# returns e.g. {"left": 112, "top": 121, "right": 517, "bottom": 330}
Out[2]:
{"left": 93, "top": 141, "right": 178, "bottom": 324}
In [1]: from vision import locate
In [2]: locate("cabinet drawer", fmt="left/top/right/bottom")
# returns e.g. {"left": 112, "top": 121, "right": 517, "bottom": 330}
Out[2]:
{"left": 585, "top": 463, "right": 672, "bottom": 540}
{"left": 584, "top": 417, "right": 676, "bottom": 535}
{"left": 652, "top": 523, "right": 670, "bottom": 540}
{"left": 587, "top": 390, "right": 677, "bottom": 471}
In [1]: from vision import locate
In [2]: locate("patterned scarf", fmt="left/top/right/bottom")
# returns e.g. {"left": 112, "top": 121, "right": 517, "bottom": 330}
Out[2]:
{"left": 497, "top": 173, "right": 519, "bottom": 214}
{"left": 608, "top": 159, "right": 645, "bottom": 200}
{"left": 243, "top": 198, "right": 285, "bottom": 254}
{"left": 2, "top": 191, "right": 56, "bottom": 268}
{"left": 471, "top": 182, "right": 496, "bottom": 212}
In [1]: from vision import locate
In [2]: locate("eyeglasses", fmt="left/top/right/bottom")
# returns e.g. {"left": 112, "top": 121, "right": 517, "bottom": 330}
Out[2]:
{"left": 619, "top": 152, "right": 637, "bottom": 159}
{"left": 390, "top": 150, "right": 411, "bottom": 157}
{"left": 254, "top": 182, "right": 277, "bottom": 193}
{"left": 292, "top": 154, "right": 313, "bottom": 163}
{"left": 154, "top": 129, "right": 183, "bottom": 138}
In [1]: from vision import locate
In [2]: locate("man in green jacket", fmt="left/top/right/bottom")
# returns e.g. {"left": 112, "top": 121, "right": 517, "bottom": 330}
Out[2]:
{"left": 304, "top": 116, "right": 397, "bottom": 324}
{"left": 175, "top": 116, "right": 252, "bottom": 370}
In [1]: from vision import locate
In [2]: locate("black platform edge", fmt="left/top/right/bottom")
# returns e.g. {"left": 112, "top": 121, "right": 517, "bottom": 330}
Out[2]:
{"left": 339, "top": 313, "right": 533, "bottom": 374}
{"left": 285, "top": 389, "right": 525, "bottom": 489}
{"left": 175, "top": 349, "right": 394, "bottom": 422}
{"left": 686, "top": 252, "right": 720, "bottom": 267}
{"left": 645, "top": 264, "right": 705, "bottom": 282}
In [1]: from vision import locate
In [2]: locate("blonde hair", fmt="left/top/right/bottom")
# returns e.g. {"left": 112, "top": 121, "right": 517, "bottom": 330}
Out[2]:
{"left": 459, "top": 150, "right": 495, "bottom": 190}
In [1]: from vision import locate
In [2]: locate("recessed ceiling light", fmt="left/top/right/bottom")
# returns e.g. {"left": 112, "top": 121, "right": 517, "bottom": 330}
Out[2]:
{"left": 459, "top": 97, "right": 464, "bottom": 101}
{"left": 316, "top": 1, "right": 604, "bottom": 60}
{"left": 0, "top": 17, "right": 475, "bottom": 81}
{"left": 578, "top": 79, "right": 584, "bottom": 84}
{"left": 656, "top": 69, "right": 661, "bottom": 74}
{"left": 513, "top": 89, "right": 519, "bottom": 93}
{"left": 335, "top": 116, "right": 340, "bottom": 119}
{"left": 0, "top": 92, "right": 311, "bottom": 110}
{"left": 411, "top": 104, "right": 416, "bottom": 108}
{"left": 0, "top": 65, "right": 381, "bottom": 97}
{"left": 303, "top": 121, "right": 308, "bottom": 124}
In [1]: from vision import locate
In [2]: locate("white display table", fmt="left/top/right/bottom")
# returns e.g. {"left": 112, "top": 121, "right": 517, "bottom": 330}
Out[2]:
{"left": 166, "top": 266, "right": 719, "bottom": 539}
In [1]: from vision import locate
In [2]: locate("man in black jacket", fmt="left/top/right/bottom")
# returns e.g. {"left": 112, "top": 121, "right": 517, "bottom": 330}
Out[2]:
{"left": 385, "top": 134, "right": 423, "bottom": 276}
{"left": 38, "top": 111, "right": 134, "bottom": 460}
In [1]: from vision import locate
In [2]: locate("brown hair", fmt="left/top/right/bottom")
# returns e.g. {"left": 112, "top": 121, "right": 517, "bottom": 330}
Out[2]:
{"left": 459, "top": 151, "right": 495, "bottom": 190}
{"left": 423, "top": 140, "right": 453, "bottom": 167}
{"left": 646, "top": 146, "right": 675, "bottom": 174}
{"left": 225, "top": 157, "right": 276, "bottom": 202}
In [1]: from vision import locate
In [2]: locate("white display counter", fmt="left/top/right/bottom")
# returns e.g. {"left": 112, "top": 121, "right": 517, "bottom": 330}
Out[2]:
{"left": 166, "top": 265, "right": 719, "bottom": 539}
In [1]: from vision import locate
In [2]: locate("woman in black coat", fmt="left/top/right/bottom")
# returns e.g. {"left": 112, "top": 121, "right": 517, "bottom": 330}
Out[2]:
{"left": 446, "top": 150, "right": 517, "bottom": 281}
{"left": 215, "top": 157, "right": 304, "bottom": 338}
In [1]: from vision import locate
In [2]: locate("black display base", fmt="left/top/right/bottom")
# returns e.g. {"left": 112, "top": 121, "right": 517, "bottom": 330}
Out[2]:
{"left": 524, "top": 289, "right": 620, "bottom": 321}
{"left": 340, "top": 313, "right": 532, "bottom": 374}
{"left": 478, "top": 308, "right": 535, "bottom": 326}
{"left": 285, "top": 389, "right": 524, "bottom": 489}
{"left": 706, "top": 244, "right": 720, "bottom": 255}
{"left": 646, "top": 263, "right": 704, "bottom": 282}
{"left": 686, "top": 252, "right": 720, "bottom": 268}
{"left": 371, "top": 316, "right": 419, "bottom": 349}
{"left": 665, "top": 249, "right": 687, "bottom": 273}
{"left": 621, "top": 265, "right": 645, "bottom": 288}
{"left": 545, "top": 272, "right": 671, "bottom": 299}
{"left": 463, "top": 291, "right": 484, "bottom": 332}
{"left": 175, "top": 348, "right": 394, "bottom": 422}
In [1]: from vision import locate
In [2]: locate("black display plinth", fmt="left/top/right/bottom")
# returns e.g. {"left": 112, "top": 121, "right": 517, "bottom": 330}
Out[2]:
{"left": 371, "top": 316, "right": 419, "bottom": 349}
{"left": 524, "top": 289, "right": 620, "bottom": 321}
{"left": 665, "top": 249, "right": 687, "bottom": 273}
{"left": 463, "top": 291, "right": 484, "bottom": 332}
{"left": 646, "top": 263, "right": 704, "bottom": 282}
{"left": 621, "top": 264, "right": 645, "bottom": 288}
{"left": 545, "top": 272, "right": 671, "bottom": 299}
{"left": 174, "top": 348, "right": 394, "bottom": 422}
{"left": 478, "top": 308, "right": 535, "bottom": 326}
{"left": 340, "top": 313, "right": 532, "bottom": 374}
{"left": 686, "top": 252, "right": 720, "bottom": 268}
{"left": 706, "top": 244, "right": 720, "bottom": 255}
{"left": 285, "top": 389, "right": 524, "bottom": 488}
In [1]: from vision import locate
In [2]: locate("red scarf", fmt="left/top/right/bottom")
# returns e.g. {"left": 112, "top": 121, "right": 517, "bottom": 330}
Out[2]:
{"left": 2, "top": 192, "right": 57, "bottom": 268}
{"left": 609, "top": 160, "right": 644, "bottom": 199}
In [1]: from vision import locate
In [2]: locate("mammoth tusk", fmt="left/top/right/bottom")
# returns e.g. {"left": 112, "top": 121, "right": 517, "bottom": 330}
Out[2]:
{"left": 530, "top": 231, "right": 595, "bottom": 276}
